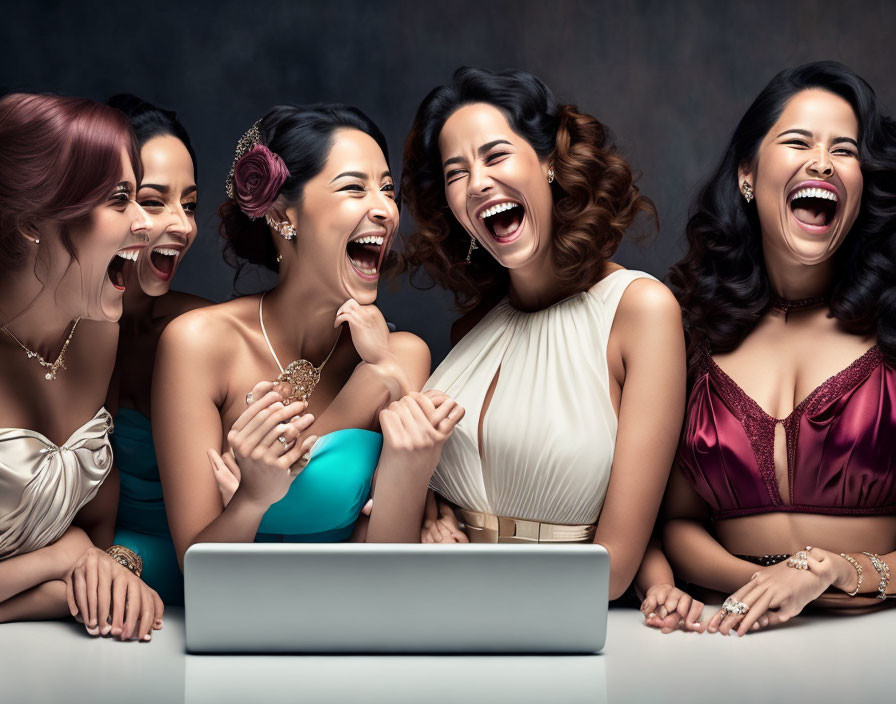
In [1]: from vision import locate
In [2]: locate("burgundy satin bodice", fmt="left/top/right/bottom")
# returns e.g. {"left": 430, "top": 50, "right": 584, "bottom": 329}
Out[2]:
{"left": 677, "top": 346, "right": 896, "bottom": 520}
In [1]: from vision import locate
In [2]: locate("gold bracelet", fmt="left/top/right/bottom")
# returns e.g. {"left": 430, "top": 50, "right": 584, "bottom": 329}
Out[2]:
{"left": 839, "top": 553, "right": 863, "bottom": 597}
{"left": 862, "top": 552, "right": 891, "bottom": 600}
{"left": 106, "top": 545, "right": 143, "bottom": 578}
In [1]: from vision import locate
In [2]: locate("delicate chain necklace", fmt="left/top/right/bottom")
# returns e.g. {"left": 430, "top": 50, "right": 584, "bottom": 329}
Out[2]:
{"left": 1, "top": 318, "right": 80, "bottom": 380}
{"left": 258, "top": 292, "right": 340, "bottom": 404}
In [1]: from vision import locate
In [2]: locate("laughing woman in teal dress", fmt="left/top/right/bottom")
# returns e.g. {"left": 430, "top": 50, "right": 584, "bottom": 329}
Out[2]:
{"left": 107, "top": 95, "right": 210, "bottom": 604}
{"left": 152, "top": 104, "right": 463, "bottom": 567}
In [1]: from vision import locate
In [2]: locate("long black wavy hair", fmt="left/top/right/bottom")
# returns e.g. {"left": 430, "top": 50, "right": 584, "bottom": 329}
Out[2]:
{"left": 669, "top": 61, "right": 896, "bottom": 373}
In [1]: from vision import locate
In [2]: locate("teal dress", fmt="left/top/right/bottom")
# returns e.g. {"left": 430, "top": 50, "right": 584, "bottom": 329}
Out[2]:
{"left": 111, "top": 408, "right": 184, "bottom": 604}
{"left": 112, "top": 410, "right": 381, "bottom": 604}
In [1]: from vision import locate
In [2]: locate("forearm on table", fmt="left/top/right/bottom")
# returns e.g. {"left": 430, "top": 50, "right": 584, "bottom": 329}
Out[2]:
{"left": 828, "top": 548, "right": 896, "bottom": 599}
{"left": 0, "top": 545, "right": 67, "bottom": 602}
{"left": 663, "top": 518, "right": 759, "bottom": 593}
{"left": 0, "top": 580, "right": 69, "bottom": 623}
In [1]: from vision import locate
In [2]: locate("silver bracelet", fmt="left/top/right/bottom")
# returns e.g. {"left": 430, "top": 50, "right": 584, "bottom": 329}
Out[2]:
{"left": 862, "top": 552, "right": 890, "bottom": 600}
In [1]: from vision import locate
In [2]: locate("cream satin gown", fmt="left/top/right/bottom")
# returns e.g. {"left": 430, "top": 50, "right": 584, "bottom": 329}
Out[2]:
{"left": 0, "top": 408, "right": 112, "bottom": 558}
{"left": 425, "top": 269, "right": 656, "bottom": 525}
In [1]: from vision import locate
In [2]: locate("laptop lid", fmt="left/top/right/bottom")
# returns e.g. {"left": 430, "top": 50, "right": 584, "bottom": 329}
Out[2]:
{"left": 184, "top": 543, "right": 609, "bottom": 654}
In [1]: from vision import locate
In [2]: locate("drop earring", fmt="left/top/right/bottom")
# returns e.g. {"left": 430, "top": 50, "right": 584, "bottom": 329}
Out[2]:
{"left": 465, "top": 237, "right": 478, "bottom": 264}
{"left": 547, "top": 167, "right": 555, "bottom": 184}
{"left": 741, "top": 182, "right": 754, "bottom": 203}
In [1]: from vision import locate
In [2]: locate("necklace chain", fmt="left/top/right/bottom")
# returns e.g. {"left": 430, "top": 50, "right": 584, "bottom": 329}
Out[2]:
{"left": 258, "top": 292, "right": 340, "bottom": 404}
{"left": 1, "top": 318, "right": 81, "bottom": 381}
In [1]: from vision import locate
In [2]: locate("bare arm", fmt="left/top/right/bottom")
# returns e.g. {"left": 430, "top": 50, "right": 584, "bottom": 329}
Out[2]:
{"left": 153, "top": 313, "right": 266, "bottom": 569}
{"left": 661, "top": 467, "right": 759, "bottom": 593}
{"left": 594, "top": 279, "right": 686, "bottom": 600}
{"left": 0, "top": 526, "right": 93, "bottom": 606}
{"left": 361, "top": 334, "right": 443, "bottom": 543}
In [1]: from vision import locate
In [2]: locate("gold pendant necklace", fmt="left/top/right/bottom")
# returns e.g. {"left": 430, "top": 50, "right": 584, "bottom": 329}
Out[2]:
{"left": 1, "top": 318, "right": 80, "bottom": 381}
{"left": 258, "top": 292, "right": 340, "bottom": 404}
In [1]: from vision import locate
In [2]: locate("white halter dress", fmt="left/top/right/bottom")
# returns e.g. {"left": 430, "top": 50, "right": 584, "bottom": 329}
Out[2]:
{"left": 425, "top": 269, "right": 656, "bottom": 525}
{"left": 0, "top": 408, "right": 113, "bottom": 559}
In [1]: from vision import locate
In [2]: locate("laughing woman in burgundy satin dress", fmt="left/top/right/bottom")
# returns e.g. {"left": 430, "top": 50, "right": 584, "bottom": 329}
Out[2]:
{"left": 640, "top": 61, "right": 896, "bottom": 635}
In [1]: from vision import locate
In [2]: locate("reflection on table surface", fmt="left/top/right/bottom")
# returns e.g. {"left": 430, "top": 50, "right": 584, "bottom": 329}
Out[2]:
{"left": 2, "top": 604, "right": 894, "bottom": 704}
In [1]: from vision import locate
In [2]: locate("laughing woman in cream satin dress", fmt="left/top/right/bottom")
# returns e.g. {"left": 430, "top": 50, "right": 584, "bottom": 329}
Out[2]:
{"left": 0, "top": 93, "right": 163, "bottom": 641}
{"left": 402, "top": 68, "right": 686, "bottom": 600}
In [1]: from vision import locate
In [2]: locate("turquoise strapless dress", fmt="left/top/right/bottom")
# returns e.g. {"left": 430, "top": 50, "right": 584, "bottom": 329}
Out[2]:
{"left": 255, "top": 429, "right": 382, "bottom": 542}
{"left": 113, "top": 409, "right": 381, "bottom": 604}
{"left": 111, "top": 408, "right": 183, "bottom": 604}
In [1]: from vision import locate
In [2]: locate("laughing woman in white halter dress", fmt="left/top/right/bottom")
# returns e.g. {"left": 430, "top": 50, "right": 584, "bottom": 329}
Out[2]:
{"left": 402, "top": 68, "right": 686, "bottom": 599}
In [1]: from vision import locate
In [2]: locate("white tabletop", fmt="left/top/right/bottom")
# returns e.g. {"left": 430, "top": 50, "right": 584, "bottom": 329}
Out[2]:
{"left": 2, "top": 604, "right": 893, "bottom": 703}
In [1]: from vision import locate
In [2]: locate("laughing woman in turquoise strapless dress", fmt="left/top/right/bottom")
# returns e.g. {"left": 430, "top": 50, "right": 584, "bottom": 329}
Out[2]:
{"left": 106, "top": 95, "right": 210, "bottom": 604}
{"left": 152, "top": 104, "right": 463, "bottom": 567}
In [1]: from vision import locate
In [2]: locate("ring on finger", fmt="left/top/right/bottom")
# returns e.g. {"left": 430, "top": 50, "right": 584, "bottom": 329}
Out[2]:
{"left": 722, "top": 597, "right": 749, "bottom": 615}
{"left": 277, "top": 435, "right": 290, "bottom": 451}
{"left": 245, "top": 391, "right": 254, "bottom": 405}
{"left": 787, "top": 550, "right": 810, "bottom": 570}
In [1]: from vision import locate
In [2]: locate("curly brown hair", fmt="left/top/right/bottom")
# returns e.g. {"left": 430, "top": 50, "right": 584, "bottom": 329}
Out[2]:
{"left": 401, "top": 67, "right": 657, "bottom": 312}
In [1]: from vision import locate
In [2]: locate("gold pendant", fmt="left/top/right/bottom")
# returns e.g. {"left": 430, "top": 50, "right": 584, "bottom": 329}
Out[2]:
{"left": 277, "top": 358, "right": 322, "bottom": 404}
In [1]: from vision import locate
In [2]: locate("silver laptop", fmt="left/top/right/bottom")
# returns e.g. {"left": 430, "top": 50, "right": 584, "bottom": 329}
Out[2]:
{"left": 184, "top": 543, "right": 609, "bottom": 653}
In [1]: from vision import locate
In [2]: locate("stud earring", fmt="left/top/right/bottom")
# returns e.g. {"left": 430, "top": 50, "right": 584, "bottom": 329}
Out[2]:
{"left": 276, "top": 253, "right": 283, "bottom": 263}
{"left": 33, "top": 238, "right": 40, "bottom": 245}
{"left": 741, "top": 182, "right": 754, "bottom": 203}
{"left": 465, "top": 237, "right": 479, "bottom": 264}
{"left": 547, "top": 167, "right": 555, "bottom": 184}
{"left": 279, "top": 222, "right": 297, "bottom": 240}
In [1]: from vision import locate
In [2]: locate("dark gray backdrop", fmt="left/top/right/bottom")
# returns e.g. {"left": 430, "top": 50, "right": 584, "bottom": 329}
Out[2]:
{"left": 3, "top": 0, "right": 894, "bottom": 364}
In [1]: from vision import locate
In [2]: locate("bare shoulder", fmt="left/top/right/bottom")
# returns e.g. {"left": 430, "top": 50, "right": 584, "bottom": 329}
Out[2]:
{"left": 159, "top": 296, "right": 254, "bottom": 360}
{"left": 615, "top": 276, "right": 682, "bottom": 327}
{"left": 154, "top": 290, "right": 214, "bottom": 323}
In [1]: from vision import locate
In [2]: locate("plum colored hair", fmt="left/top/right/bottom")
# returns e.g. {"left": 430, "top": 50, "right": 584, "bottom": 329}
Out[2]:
{"left": 668, "top": 61, "right": 896, "bottom": 371}
{"left": 0, "top": 92, "right": 141, "bottom": 272}
{"left": 401, "top": 66, "right": 657, "bottom": 312}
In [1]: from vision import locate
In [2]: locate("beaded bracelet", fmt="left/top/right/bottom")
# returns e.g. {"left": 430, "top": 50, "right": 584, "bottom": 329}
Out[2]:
{"left": 862, "top": 552, "right": 891, "bottom": 600}
{"left": 106, "top": 545, "right": 143, "bottom": 578}
{"left": 839, "top": 553, "right": 863, "bottom": 597}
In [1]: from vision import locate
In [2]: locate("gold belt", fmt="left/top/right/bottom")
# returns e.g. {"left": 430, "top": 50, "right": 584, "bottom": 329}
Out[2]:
{"left": 457, "top": 509, "right": 596, "bottom": 544}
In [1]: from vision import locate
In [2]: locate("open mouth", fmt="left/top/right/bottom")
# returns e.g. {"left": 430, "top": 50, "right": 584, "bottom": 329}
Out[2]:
{"left": 107, "top": 248, "right": 140, "bottom": 290}
{"left": 149, "top": 247, "right": 180, "bottom": 281}
{"left": 479, "top": 200, "right": 525, "bottom": 243}
{"left": 346, "top": 233, "right": 386, "bottom": 280}
{"left": 787, "top": 185, "right": 839, "bottom": 231}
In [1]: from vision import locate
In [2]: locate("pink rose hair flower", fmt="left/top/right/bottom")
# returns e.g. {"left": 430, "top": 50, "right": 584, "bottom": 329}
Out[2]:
{"left": 231, "top": 144, "right": 290, "bottom": 219}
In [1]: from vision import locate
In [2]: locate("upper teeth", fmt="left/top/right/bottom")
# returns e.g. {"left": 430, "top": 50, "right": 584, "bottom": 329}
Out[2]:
{"left": 791, "top": 188, "right": 838, "bottom": 202}
{"left": 479, "top": 202, "right": 520, "bottom": 219}
{"left": 352, "top": 235, "right": 384, "bottom": 246}
{"left": 154, "top": 248, "right": 179, "bottom": 257}
{"left": 116, "top": 250, "right": 139, "bottom": 261}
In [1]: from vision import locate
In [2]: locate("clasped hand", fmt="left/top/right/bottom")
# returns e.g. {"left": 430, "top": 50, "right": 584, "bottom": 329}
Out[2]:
{"left": 209, "top": 381, "right": 318, "bottom": 508}
{"left": 64, "top": 546, "right": 163, "bottom": 642}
